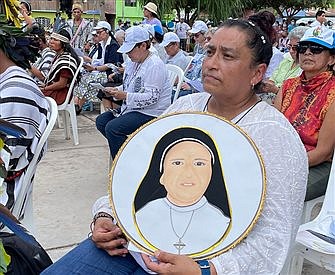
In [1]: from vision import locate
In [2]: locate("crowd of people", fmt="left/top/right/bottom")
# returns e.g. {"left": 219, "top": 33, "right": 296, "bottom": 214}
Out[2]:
{"left": 0, "top": 0, "right": 334, "bottom": 274}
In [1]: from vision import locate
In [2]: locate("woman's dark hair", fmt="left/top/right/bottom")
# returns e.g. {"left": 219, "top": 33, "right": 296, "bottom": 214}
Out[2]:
{"left": 134, "top": 127, "right": 231, "bottom": 218}
{"left": 135, "top": 41, "right": 150, "bottom": 50}
{"left": 316, "top": 10, "right": 325, "bottom": 18}
{"left": 57, "top": 29, "right": 81, "bottom": 66}
{"left": 248, "top": 11, "right": 277, "bottom": 45}
{"left": 219, "top": 19, "right": 273, "bottom": 91}
{"left": 20, "top": 1, "right": 31, "bottom": 15}
{"left": 220, "top": 19, "right": 272, "bottom": 67}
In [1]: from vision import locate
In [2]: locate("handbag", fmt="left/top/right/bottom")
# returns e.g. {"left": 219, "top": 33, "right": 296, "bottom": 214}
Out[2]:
{"left": 0, "top": 206, "right": 53, "bottom": 274}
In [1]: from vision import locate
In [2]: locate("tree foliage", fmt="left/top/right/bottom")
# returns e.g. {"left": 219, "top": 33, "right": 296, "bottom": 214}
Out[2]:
{"left": 139, "top": 0, "right": 246, "bottom": 24}
{"left": 140, "top": 0, "right": 333, "bottom": 24}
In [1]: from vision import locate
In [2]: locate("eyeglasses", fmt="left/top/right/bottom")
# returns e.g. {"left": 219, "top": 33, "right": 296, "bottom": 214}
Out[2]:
{"left": 165, "top": 43, "right": 175, "bottom": 48}
{"left": 297, "top": 44, "right": 327, "bottom": 54}
{"left": 287, "top": 44, "right": 298, "bottom": 51}
{"left": 96, "top": 29, "right": 106, "bottom": 35}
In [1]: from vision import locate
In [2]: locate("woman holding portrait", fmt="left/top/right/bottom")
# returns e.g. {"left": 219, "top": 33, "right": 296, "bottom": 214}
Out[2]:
{"left": 274, "top": 26, "right": 335, "bottom": 201}
{"left": 42, "top": 19, "right": 308, "bottom": 275}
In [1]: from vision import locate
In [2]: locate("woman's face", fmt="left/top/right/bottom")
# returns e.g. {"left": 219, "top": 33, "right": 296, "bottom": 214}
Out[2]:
{"left": 193, "top": 32, "right": 206, "bottom": 45}
{"left": 20, "top": 3, "right": 28, "bottom": 14}
{"left": 287, "top": 37, "right": 299, "bottom": 61}
{"left": 48, "top": 37, "right": 63, "bottom": 52}
{"left": 202, "top": 27, "right": 265, "bottom": 99}
{"left": 160, "top": 141, "right": 212, "bottom": 206}
{"left": 298, "top": 43, "right": 335, "bottom": 79}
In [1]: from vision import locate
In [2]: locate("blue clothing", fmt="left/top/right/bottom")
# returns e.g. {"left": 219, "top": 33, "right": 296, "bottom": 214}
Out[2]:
{"left": 96, "top": 111, "right": 155, "bottom": 158}
{"left": 98, "top": 38, "right": 123, "bottom": 77}
{"left": 41, "top": 238, "right": 149, "bottom": 274}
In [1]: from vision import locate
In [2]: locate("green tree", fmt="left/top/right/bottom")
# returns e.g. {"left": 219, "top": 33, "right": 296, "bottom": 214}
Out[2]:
{"left": 140, "top": 0, "right": 246, "bottom": 24}
{"left": 244, "top": 0, "right": 334, "bottom": 21}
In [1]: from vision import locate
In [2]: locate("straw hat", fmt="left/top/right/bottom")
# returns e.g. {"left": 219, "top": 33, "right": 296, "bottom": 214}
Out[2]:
{"left": 143, "top": 2, "right": 158, "bottom": 15}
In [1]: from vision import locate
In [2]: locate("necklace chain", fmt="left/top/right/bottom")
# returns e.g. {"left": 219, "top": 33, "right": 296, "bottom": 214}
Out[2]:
{"left": 204, "top": 96, "right": 262, "bottom": 125}
{"left": 169, "top": 207, "right": 195, "bottom": 240}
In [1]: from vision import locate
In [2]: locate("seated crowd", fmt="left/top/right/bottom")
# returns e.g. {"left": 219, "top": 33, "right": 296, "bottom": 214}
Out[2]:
{"left": 0, "top": 2, "right": 334, "bottom": 274}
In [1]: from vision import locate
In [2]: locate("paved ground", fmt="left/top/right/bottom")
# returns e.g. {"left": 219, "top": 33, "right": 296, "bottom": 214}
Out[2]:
{"left": 32, "top": 109, "right": 333, "bottom": 274}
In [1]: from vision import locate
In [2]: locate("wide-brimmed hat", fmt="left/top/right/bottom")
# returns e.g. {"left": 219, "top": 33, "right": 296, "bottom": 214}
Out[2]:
{"left": 143, "top": 2, "right": 158, "bottom": 15}
{"left": 299, "top": 26, "right": 334, "bottom": 49}
{"left": 94, "top": 21, "right": 111, "bottom": 32}
{"left": 117, "top": 26, "right": 150, "bottom": 53}
{"left": 160, "top": 32, "right": 180, "bottom": 47}
{"left": 189, "top": 20, "right": 208, "bottom": 34}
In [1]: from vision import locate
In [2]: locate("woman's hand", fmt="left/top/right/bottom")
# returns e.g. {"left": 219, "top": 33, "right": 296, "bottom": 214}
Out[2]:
{"left": 104, "top": 87, "right": 127, "bottom": 100}
{"left": 91, "top": 217, "right": 128, "bottom": 256}
{"left": 181, "top": 82, "right": 191, "bottom": 90}
{"left": 260, "top": 80, "right": 279, "bottom": 94}
{"left": 142, "top": 250, "right": 201, "bottom": 275}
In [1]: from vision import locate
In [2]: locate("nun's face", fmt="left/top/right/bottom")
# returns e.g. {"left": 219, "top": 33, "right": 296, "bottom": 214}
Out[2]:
{"left": 160, "top": 141, "right": 212, "bottom": 206}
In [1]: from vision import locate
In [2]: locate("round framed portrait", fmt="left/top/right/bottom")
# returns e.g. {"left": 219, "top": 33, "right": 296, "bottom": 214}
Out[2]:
{"left": 109, "top": 112, "right": 266, "bottom": 259}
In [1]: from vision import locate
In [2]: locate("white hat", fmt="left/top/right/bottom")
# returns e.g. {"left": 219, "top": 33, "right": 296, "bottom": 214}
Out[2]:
{"left": 118, "top": 26, "right": 150, "bottom": 53}
{"left": 91, "top": 30, "right": 97, "bottom": 35}
{"left": 143, "top": 2, "right": 158, "bottom": 15}
{"left": 300, "top": 26, "right": 335, "bottom": 49}
{"left": 189, "top": 20, "right": 208, "bottom": 34}
{"left": 160, "top": 32, "right": 180, "bottom": 47}
{"left": 142, "top": 24, "right": 155, "bottom": 37}
{"left": 94, "top": 21, "right": 111, "bottom": 32}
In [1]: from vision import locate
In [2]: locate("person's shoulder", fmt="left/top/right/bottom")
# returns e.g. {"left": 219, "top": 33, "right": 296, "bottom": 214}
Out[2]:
{"left": 164, "top": 93, "right": 210, "bottom": 114}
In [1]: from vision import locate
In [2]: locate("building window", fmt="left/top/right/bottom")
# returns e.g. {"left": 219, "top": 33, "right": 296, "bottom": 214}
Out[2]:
{"left": 125, "top": 0, "right": 136, "bottom": 7}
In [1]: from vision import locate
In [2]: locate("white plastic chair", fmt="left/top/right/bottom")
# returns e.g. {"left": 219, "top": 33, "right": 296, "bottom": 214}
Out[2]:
{"left": 285, "top": 158, "right": 335, "bottom": 274}
{"left": 11, "top": 97, "right": 58, "bottom": 233}
{"left": 166, "top": 64, "right": 184, "bottom": 103}
{"left": 57, "top": 56, "right": 83, "bottom": 145}
{"left": 184, "top": 55, "right": 193, "bottom": 73}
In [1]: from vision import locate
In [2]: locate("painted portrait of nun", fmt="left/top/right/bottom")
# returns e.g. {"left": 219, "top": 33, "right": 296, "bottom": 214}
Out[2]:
{"left": 134, "top": 127, "right": 231, "bottom": 255}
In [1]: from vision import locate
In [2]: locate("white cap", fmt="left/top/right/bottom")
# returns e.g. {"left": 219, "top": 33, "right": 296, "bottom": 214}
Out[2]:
{"left": 141, "top": 24, "right": 155, "bottom": 37}
{"left": 160, "top": 32, "right": 180, "bottom": 47}
{"left": 189, "top": 20, "right": 208, "bottom": 34}
{"left": 94, "top": 21, "right": 111, "bottom": 32}
{"left": 117, "top": 26, "right": 150, "bottom": 53}
{"left": 91, "top": 30, "right": 97, "bottom": 35}
{"left": 300, "top": 26, "right": 335, "bottom": 49}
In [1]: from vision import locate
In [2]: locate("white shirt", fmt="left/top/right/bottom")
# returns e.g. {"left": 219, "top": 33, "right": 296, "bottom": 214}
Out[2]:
{"left": 265, "top": 47, "right": 284, "bottom": 79}
{"left": 175, "top": 22, "right": 191, "bottom": 39}
{"left": 93, "top": 93, "right": 308, "bottom": 274}
{"left": 166, "top": 50, "right": 189, "bottom": 71}
{"left": 117, "top": 53, "right": 172, "bottom": 117}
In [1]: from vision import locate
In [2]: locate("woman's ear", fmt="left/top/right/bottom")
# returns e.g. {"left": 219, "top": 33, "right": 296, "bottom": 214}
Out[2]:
{"left": 251, "top": 63, "right": 267, "bottom": 86}
{"left": 159, "top": 174, "right": 164, "bottom": 186}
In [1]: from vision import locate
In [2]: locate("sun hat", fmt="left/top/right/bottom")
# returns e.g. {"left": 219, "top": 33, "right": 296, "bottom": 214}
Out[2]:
{"left": 160, "top": 32, "right": 180, "bottom": 47}
{"left": 72, "top": 2, "right": 83, "bottom": 11}
{"left": 299, "top": 26, "right": 335, "bottom": 49}
{"left": 143, "top": 2, "right": 158, "bottom": 15}
{"left": 117, "top": 26, "right": 150, "bottom": 53}
{"left": 94, "top": 21, "right": 112, "bottom": 32}
{"left": 189, "top": 20, "right": 209, "bottom": 34}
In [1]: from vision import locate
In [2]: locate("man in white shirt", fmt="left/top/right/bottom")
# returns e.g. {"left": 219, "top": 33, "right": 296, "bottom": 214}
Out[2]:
{"left": 310, "top": 10, "right": 327, "bottom": 27}
{"left": 175, "top": 18, "right": 190, "bottom": 51}
{"left": 160, "top": 32, "right": 189, "bottom": 71}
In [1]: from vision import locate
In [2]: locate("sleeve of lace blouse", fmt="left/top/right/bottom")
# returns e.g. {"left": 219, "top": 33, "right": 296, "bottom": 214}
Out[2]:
{"left": 91, "top": 195, "right": 113, "bottom": 217}
{"left": 210, "top": 121, "right": 308, "bottom": 274}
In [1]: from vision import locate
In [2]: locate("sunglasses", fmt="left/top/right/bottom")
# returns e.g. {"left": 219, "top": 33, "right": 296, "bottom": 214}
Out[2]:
{"left": 96, "top": 29, "right": 106, "bottom": 35}
{"left": 287, "top": 44, "right": 298, "bottom": 51}
{"left": 297, "top": 44, "right": 327, "bottom": 54}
